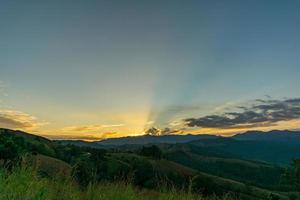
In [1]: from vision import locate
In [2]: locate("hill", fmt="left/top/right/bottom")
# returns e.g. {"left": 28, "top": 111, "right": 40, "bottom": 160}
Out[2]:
{"left": 1, "top": 128, "right": 300, "bottom": 199}
{"left": 161, "top": 140, "right": 283, "bottom": 188}
{"left": 0, "top": 128, "right": 53, "bottom": 145}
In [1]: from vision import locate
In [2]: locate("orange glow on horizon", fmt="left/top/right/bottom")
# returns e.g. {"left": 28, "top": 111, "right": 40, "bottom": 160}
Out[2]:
{"left": 22, "top": 118, "right": 300, "bottom": 141}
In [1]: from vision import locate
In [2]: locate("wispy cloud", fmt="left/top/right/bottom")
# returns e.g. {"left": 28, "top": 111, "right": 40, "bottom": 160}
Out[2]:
{"left": 185, "top": 98, "right": 300, "bottom": 129}
{"left": 61, "top": 125, "right": 102, "bottom": 132}
{"left": 145, "top": 121, "right": 154, "bottom": 125}
{"left": 169, "top": 120, "right": 183, "bottom": 127}
{"left": 101, "top": 131, "right": 119, "bottom": 139}
{"left": 42, "top": 134, "right": 104, "bottom": 141}
{"left": 101, "top": 124, "right": 124, "bottom": 128}
{"left": 0, "top": 110, "right": 46, "bottom": 130}
{"left": 61, "top": 124, "right": 125, "bottom": 133}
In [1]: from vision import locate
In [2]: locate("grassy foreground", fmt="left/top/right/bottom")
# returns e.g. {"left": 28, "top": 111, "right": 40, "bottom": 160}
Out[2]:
{"left": 0, "top": 167, "right": 235, "bottom": 200}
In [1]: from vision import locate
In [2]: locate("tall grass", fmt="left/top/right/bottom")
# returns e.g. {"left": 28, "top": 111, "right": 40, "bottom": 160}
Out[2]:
{"left": 0, "top": 166, "right": 235, "bottom": 200}
{"left": 0, "top": 167, "right": 50, "bottom": 200}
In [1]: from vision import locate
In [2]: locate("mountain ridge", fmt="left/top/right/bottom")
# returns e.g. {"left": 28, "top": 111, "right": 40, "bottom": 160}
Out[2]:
{"left": 74, "top": 129, "right": 300, "bottom": 146}
{"left": 2, "top": 128, "right": 300, "bottom": 146}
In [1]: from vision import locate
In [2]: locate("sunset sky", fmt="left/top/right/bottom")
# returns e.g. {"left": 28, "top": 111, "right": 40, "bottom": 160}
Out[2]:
{"left": 1, "top": 1, "right": 300, "bottom": 140}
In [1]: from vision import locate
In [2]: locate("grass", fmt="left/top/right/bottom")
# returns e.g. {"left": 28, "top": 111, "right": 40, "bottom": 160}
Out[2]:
{"left": 0, "top": 166, "right": 236, "bottom": 200}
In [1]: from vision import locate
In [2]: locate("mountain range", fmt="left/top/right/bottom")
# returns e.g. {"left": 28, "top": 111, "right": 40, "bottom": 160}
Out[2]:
{"left": 60, "top": 129, "right": 300, "bottom": 145}
{"left": 54, "top": 129, "right": 300, "bottom": 166}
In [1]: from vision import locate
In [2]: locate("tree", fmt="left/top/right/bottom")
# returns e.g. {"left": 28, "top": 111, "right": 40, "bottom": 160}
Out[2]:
{"left": 191, "top": 175, "right": 223, "bottom": 196}
{"left": 0, "top": 135, "right": 25, "bottom": 167}
{"left": 72, "top": 156, "right": 97, "bottom": 186}
{"left": 282, "top": 159, "right": 300, "bottom": 191}
{"left": 140, "top": 145, "right": 163, "bottom": 159}
{"left": 268, "top": 193, "right": 280, "bottom": 200}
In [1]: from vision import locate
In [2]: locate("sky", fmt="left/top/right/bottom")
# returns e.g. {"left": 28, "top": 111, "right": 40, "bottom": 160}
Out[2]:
{"left": 0, "top": 0, "right": 300, "bottom": 140}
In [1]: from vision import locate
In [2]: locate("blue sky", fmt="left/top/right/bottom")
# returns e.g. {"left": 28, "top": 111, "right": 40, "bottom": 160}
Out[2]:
{"left": 0, "top": 1, "right": 300, "bottom": 140}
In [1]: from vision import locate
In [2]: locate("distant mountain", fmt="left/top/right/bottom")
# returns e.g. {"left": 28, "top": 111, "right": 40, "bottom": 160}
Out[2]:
{"left": 58, "top": 130, "right": 300, "bottom": 149}
{"left": 95, "top": 134, "right": 221, "bottom": 146}
{"left": 233, "top": 130, "right": 300, "bottom": 145}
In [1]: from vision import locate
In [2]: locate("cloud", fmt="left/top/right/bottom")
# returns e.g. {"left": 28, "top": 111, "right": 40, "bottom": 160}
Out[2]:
{"left": 61, "top": 125, "right": 102, "bottom": 132}
{"left": 0, "top": 110, "right": 45, "bottom": 129}
{"left": 61, "top": 124, "right": 125, "bottom": 133}
{"left": 101, "top": 131, "right": 119, "bottom": 139}
{"left": 185, "top": 98, "right": 300, "bottom": 129}
{"left": 145, "top": 127, "right": 161, "bottom": 136}
{"left": 169, "top": 120, "right": 183, "bottom": 127}
{"left": 144, "top": 126, "right": 185, "bottom": 136}
{"left": 101, "top": 124, "right": 124, "bottom": 128}
{"left": 42, "top": 134, "right": 103, "bottom": 141}
{"left": 160, "top": 127, "right": 185, "bottom": 135}
{"left": 42, "top": 130, "right": 120, "bottom": 141}
{"left": 50, "top": 125, "right": 124, "bottom": 141}
{"left": 145, "top": 121, "right": 154, "bottom": 125}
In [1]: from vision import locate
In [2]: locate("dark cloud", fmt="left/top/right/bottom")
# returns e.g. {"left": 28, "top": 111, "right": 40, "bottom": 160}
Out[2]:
{"left": 145, "top": 127, "right": 161, "bottom": 136}
{"left": 160, "top": 127, "right": 171, "bottom": 135}
{"left": 145, "top": 127, "right": 184, "bottom": 136}
{"left": 185, "top": 98, "right": 300, "bottom": 129}
{"left": 284, "top": 98, "right": 300, "bottom": 104}
{"left": 160, "top": 127, "right": 183, "bottom": 135}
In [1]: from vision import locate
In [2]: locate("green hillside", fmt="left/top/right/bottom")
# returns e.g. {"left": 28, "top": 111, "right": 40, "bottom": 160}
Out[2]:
{"left": 163, "top": 143, "right": 283, "bottom": 189}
